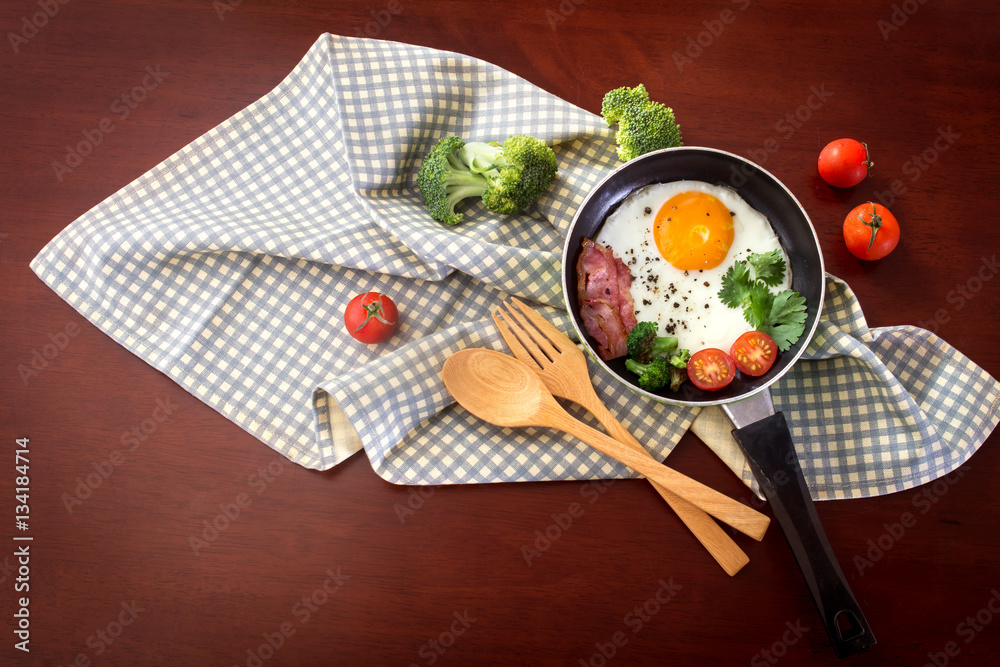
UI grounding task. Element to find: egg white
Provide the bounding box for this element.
[594,180,791,354]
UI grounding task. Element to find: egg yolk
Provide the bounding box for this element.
[653,191,735,270]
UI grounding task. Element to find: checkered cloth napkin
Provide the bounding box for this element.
[31,34,999,500]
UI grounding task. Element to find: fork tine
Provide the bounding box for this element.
[498,304,556,366]
[501,301,562,363]
[509,297,573,354]
[492,309,545,370]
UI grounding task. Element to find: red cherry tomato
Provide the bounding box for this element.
[730,331,778,377]
[344,292,398,343]
[843,202,900,260]
[686,348,736,391]
[818,138,873,188]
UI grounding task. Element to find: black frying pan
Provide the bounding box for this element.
[561,147,875,658]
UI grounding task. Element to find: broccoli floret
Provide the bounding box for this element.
[601,84,647,124]
[416,136,490,225]
[601,84,683,162]
[625,321,691,391]
[669,348,691,369]
[416,135,557,225]
[625,354,689,392]
[478,136,558,215]
[626,321,679,364]
[668,365,687,391]
[625,356,674,391]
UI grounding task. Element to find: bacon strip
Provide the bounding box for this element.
[576,238,637,360]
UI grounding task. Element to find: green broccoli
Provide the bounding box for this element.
[601,84,683,162]
[624,321,691,391]
[415,136,488,225]
[667,365,687,392]
[416,134,557,225]
[625,356,674,391]
[626,321,679,364]
[600,84,647,124]
[669,348,691,369]
[625,354,689,392]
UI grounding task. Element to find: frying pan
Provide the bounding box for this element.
[561,147,875,658]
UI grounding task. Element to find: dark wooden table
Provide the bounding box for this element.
[3,1,999,665]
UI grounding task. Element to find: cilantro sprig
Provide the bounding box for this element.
[718,250,807,351]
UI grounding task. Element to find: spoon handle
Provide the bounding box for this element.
[582,396,750,575]
[542,403,770,541]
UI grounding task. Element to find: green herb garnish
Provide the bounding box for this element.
[746,249,787,287]
[718,251,807,351]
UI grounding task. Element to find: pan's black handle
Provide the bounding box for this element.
[732,412,876,658]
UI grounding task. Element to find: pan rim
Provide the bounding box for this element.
[561,145,826,407]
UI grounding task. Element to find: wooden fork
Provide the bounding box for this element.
[492,297,753,576]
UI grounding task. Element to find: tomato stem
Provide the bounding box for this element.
[861,202,883,253]
[353,294,396,333]
[861,141,875,174]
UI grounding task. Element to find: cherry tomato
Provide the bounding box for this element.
[730,331,778,376]
[843,202,900,260]
[818,138,873,188]
[686,348,736,391]
[344,292,398,343]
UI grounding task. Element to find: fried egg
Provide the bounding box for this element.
[594,180,790,353]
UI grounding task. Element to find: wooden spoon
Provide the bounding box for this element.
[442,348,770,541]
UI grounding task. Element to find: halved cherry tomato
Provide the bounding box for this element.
[344,292,398,344]
[730,331,778,376]
[843,202,900,260]
[686,348,736,391]
[818,138,873,188]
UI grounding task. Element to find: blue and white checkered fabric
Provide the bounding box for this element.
[31,34,999,499]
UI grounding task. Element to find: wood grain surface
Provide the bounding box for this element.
[2,1,999,665]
